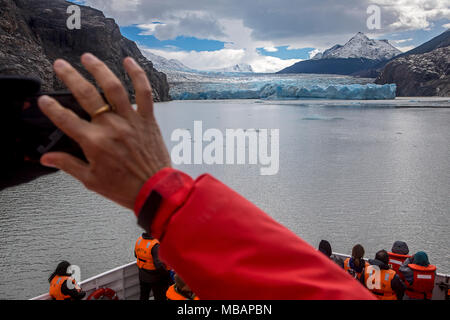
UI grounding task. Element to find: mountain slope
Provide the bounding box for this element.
[375,30,450,97]
[0,0,170,101]
[395,29,450,58]
[279,32,400,76]
[313,32,401,60]
[278,58,381,75]
[375,46,449,97]
[208,64,254,73]
[141,50,195,72]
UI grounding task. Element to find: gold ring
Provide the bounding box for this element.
[92,104,112,118]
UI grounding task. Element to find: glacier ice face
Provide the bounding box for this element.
[169,73,396,100]
[171,83,396,100]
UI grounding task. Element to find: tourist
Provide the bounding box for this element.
[388,240,411,276]
[363,250,406,300]
[318,240,344,268]
[135,233,172,300]
[166,273,198,300]
[343,244,368,281]
[399,251,436,300]
[48,261,85,300]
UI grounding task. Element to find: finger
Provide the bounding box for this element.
[38,95,91,144]
[53,59,106,117]
[81,53,134,118]
[41,152,89,183]
[123,57,154,120]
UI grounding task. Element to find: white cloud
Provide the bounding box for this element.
[142,47,301,73]
[372,0,450,31]
[250,56,303,73]
[392,38,414,43]
[308,48,322,59]
[396,45,416,52]
[263,46,278,52]
[137,23,164,35]
[142,48,246,71]
[443,22,450,28]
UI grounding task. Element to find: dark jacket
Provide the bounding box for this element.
[60,279,86,300]
[331,254,345,268]
[398,257,415,285]
[367,258,406,300]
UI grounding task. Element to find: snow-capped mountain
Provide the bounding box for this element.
[312,32,401,61]
[142,50,196,72]
[209,64,254,73]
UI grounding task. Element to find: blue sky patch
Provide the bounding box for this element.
[257,46,315,60]
[120,25,226,52]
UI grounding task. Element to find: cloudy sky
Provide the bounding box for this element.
[73,0,449,72]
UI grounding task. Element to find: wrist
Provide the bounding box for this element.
[134,168,194,240]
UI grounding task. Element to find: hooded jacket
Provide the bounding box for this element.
[367,258,406,299]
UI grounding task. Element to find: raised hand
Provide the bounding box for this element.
[38,53,171,210]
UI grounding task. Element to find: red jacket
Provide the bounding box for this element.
[134,168,375,300]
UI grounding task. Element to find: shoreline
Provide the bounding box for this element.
[160,97,450,108]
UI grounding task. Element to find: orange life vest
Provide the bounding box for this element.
[166,284,199,300]
[405,264,436,300]
[49,275,79,300]
[344,258,368,280]
[388,252,411,276]
[364,266,397,300]
[135,236,159,270]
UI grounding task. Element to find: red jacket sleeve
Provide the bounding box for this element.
[134,168,375,300]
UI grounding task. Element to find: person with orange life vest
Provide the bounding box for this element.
[399,251,436,300]
[388,241,411,278]
[135,232,172,300]
[48,261,85,300]
[344,244,369,282]
[166,273,199,300]
[363,250,406,300]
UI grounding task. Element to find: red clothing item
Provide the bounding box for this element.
[134,168,375,300]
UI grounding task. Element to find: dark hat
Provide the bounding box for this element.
[318,240,332,257]
[391,241,409,255]
[375,250,389,265]
[413,251,429,267]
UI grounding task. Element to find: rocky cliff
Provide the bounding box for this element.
[0,0,170,101]
[375,46,449,97]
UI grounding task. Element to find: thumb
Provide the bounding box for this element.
[41,152,89,183]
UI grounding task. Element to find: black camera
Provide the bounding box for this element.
[0,76,92,189]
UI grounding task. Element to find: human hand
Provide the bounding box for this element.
[38,53,171,210]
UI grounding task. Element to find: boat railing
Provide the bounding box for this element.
[31,254,450,300]
[31,261,140,300]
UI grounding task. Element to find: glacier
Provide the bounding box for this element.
[171,83,396,100]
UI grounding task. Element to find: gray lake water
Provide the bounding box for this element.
[1,100,449,299]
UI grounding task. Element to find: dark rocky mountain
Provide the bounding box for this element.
[375,46,449,97]
[375,30,449,96]
[0,0,170,101]
[277,57,382,75]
